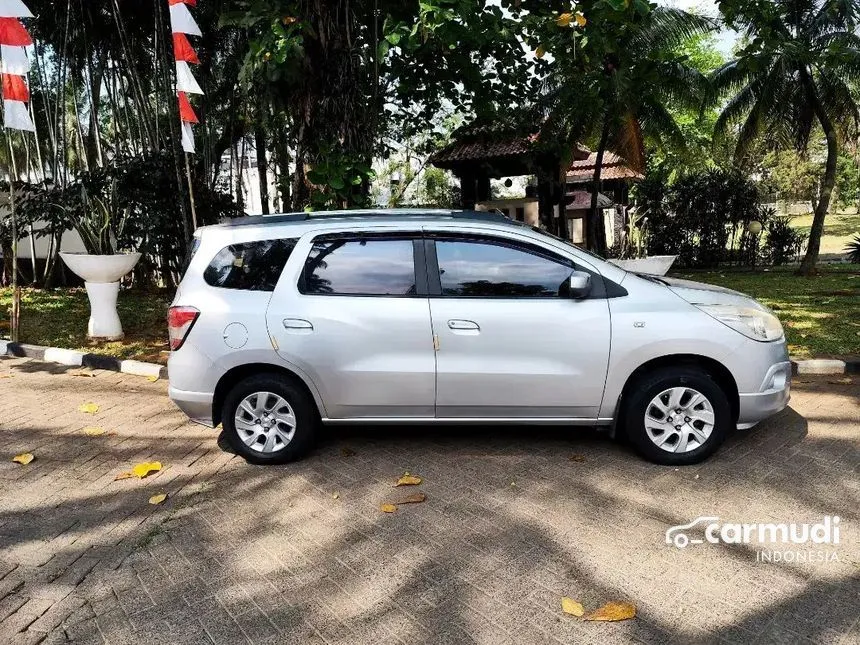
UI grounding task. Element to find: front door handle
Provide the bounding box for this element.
[447,319,480,331]
[283,318,313,331]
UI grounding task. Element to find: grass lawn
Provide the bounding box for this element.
[788,210,859,255]
[672,264,860,359]
[0,288,172,364]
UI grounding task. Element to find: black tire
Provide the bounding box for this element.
[623,366,731,466]
[222,373,317,465]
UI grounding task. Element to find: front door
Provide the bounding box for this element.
[427,234,611,419]
[267,232,436,420]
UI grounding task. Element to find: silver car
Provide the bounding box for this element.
[168,209,790,466]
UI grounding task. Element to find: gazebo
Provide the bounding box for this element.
[429,122,590,236]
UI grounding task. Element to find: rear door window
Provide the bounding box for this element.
[204,239,297,291]
[300,237,418,296]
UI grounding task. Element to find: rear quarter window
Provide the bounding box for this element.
[204,239,297,291]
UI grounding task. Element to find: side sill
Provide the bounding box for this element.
[322,417,614,426]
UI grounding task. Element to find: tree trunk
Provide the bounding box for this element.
[798,68,837,276]
[587,114,611,255]
[254,123,270,214]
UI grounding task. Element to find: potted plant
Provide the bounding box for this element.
[609,209,677,275]
[59,182,141,340]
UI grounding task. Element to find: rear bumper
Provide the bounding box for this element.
[169,386,215,427]
[737,361,791,428]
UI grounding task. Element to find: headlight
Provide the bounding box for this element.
[695,304,784,342]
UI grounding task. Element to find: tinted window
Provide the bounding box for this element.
[204,239,296,291]
[301,238,416,296]
[436,239,573,298]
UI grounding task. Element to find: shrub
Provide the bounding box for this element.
[846,234,860,263]
[764,217,807,265]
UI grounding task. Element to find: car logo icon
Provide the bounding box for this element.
[666,516,719,548]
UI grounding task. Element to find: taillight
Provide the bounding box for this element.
[167,306,200,351]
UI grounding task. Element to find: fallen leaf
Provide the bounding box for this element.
[12,453,34,465]
[146,375,159,383]
[395,474,422,487]
[0,373,14,379]
[149,493,167,505]
[583,601,636,622]
[561,597,584,617]
[393,492,426,505]
[380,503,397,513]
[569,454,586,462]
[72,371,96,378]
[83,427,106,436]
[78,402,99,414]
[341,447,356,457]
[116,461,162,480]
[332,492,340,500]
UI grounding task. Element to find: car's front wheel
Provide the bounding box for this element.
[624,366,731,465]
[222,374,317,464]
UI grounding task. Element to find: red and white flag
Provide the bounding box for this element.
[0,1,34,132]
[168,0,202,152]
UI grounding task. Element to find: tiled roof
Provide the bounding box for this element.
[566,151,644,182]
[565,190,614,210]
[429,122,590,165]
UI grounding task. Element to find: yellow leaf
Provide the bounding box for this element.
[535,45,546,59]
[395,474,422,487]
[146,375,159,383]
[394,492,426,505]
[583,601,636,622]
[575,12,587,27]
[380,503,398,513]
[0,373,15,379]
[73,371,96,378]
[12,452,34,465]
[78,402,99,414]
[561,597,584,617]
[569,454,586,462]
[131,461,162,479]
[149,493,167,505]
[83,427,106,436]
[556,12,572,27]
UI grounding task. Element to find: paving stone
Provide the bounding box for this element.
[0,357,857,644]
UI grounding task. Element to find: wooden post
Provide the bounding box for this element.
[5,132,20,342]
[184,152,198,230]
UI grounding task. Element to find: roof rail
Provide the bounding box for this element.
[218,209,513,228]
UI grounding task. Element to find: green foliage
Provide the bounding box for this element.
[305,153,376,210]
[846,235,860,262]
[640,167,769,268]
[764,217,808,265]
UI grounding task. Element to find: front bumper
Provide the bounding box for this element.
[169,385,215,427]
[737,360,792,428]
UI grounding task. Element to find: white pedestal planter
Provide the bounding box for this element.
[609,255,678,276]
[59,253,142,340]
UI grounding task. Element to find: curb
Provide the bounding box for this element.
[792,358,859,376]
[1,341,168,379]
[1,340,857,378]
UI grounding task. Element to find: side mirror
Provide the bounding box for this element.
[568,271,592,299]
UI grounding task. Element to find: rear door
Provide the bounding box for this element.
[266,231,436,420]
[426,231,611,420]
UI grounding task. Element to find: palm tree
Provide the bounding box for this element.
[709,0,860,275]
[538,6,715,253]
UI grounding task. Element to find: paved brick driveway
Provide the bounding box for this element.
[0,356,858,644]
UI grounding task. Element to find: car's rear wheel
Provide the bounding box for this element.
[222,374,317,464]
[624,366,731,465]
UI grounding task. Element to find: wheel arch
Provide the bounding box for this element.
[613,354,739,433]
[212,363,323,427]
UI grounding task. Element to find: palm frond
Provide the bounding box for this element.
[629,7,716,53]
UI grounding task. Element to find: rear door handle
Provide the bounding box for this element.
[447,319,480,331]
[283,318,313,331]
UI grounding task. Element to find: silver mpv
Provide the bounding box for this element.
[168,210,791,466]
